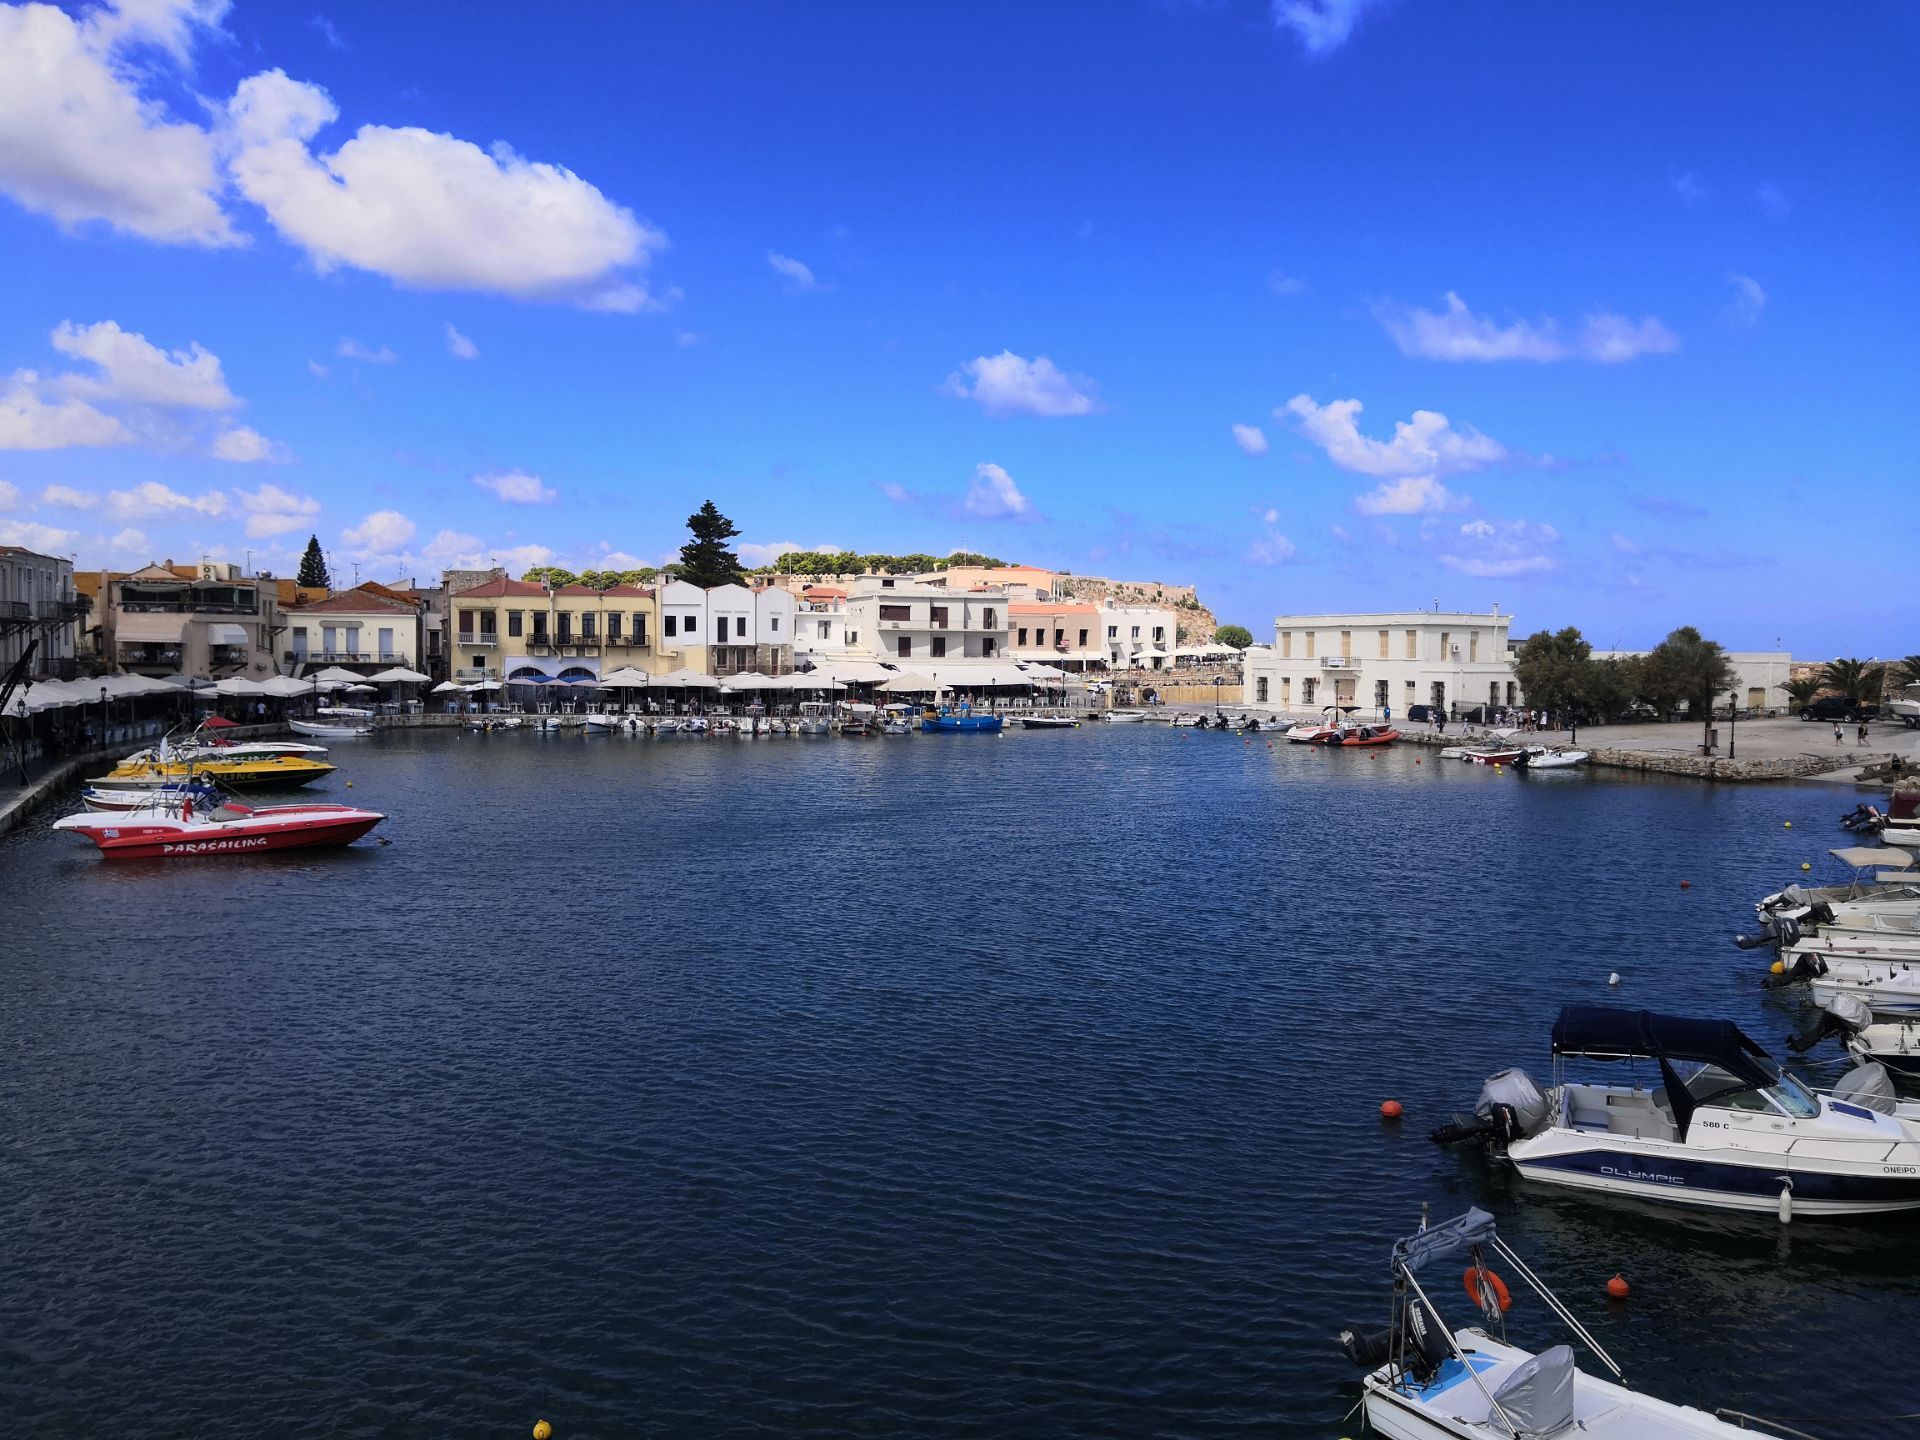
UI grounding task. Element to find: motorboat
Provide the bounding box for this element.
[881,703,915,735]
[53,797,385,859]
[1320,724,1400,747]
[1169,712,1203,727]
[1019,714,1080,729]
[795,701,832,735]
[463,715,523,731]
[1340,1205,1760,1439]
[921,704,1003,734]
[682,715,709,735]
[1514,747,1588,769]
[1770,950,1920,1017]
[102,750,335,789]
[1103,711,1148,723]
[1755,847,1920,923]
[1432,1005,1920,1217]
[1787,997,1920,1082]
[82,780,221,813]
[1462,746,1527,766]
[835,703,880,736]
[290,718,374,738]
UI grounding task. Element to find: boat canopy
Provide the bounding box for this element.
[1831,845,1914,871]
[1389,1206,1497,1274]
[1551,1007,1773,1085]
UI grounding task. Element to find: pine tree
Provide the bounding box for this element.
[297,534,331,588]
[676,501,746,589]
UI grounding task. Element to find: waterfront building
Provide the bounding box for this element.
[653,580,795,676]
[1243,609,1518,717]
[843,578,1008,663]
[285,585,427,675]
[1098,603,1178,671]
[450,576,656,684]
[1007,600,1104,671]
[1592,650,1795,714]
[103,562,284,679]
[0,545,84,679]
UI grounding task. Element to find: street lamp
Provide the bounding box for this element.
[1728,689,1738,760]
[99,684,109,746]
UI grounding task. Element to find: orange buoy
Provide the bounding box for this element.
[1464,1265,1512,1314]
[1380,1099,1403,1119]
[1606,1274,1629,1299]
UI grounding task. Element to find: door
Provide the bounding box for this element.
[378,627,394,659]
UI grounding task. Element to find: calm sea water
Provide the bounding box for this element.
[2,727,1912,1439]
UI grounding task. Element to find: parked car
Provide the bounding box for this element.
[1799,695,1879,722]
[1405,704,1440,723]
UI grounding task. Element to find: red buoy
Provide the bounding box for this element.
[1679,880,1691,890]
[1380,1099,1403,1119]
[1606,1274,1629,1299]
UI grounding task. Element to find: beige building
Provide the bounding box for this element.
[844,578,1007,664]
[449,578,657,683]
[105,562,284,679]
[286,585,427,675]
[1007,600,1103,670]
[1245,609,1519,717]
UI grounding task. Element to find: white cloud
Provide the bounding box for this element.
[1247,529,1297,565]
[211,424,288,463]
[420,528,486,567]
[1281,394,1505,479]
[1267,268,1306,296]
[108,525,149,551]
[1669,171,1709,206]
[1270,0,1383,56]
[942,351,1098,418]
[107,479,228,520]
[878,482,909,503]
[234,481,319,538]
[962,461,1031,520]
[1610,532,1642,555]
[1376,293,1680,363]
[0,371,131,449]
[0,0,238,247]
[1753,182,1791,218]
[597,549,649,569]
[336,337,397,364]
[1725,273,1766,328]
[307,359,330,378]
[42,483,99,510]
[227,69,667,311]
[343,508,415,555]
[52,319,236,408]
[673,329,702,348]
[766,251,826,292]
[0,518,80,552]
[0,479,18,508]
[444,323,478,359]
[472,469,556,505]
[1231,423,1269,455]
[1354,476,1467,516]
[1578,312,1682,363]
[497,542,554,573]
[1439,518,1560,578]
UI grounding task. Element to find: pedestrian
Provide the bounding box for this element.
[1857,721,1869,747]
[1834,723,1844,746]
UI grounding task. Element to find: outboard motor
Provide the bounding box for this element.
[1787,993,1873,1053]
[1763,951,1829,989]
[1831,1060,1900,1116]
[1432,1068,1548,1147]
[1340,1297,1452,1382]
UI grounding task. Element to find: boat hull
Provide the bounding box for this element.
[289,720,373,737]
[101,760,334,788]
[1508,1134,1920,1215]
[54,804,384,860]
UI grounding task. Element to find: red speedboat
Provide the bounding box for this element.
[1464,747,1526,765]
[52,798,385,859]
[1315,724,1400,747]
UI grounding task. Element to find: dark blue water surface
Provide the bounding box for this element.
[2,728,1913,1438]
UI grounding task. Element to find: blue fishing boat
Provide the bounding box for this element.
[921,703,1003,734]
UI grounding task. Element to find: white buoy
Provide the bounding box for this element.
[1608,972,1620,986]
[1778,1184,1793,1224]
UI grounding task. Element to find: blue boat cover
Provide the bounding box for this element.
[1550,1007,1772,1087]
[1391,1207,1497,1274]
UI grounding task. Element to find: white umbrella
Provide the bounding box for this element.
[652,667,718,688]
[260,676,314,697]
[216,677,269,696]
[470,679,503,692]
[877,672,937,693]
[343,683,378,694]
[307,666,363,684]
[598,667,652,688]
[431,680,468,693]
[369,666,430,684]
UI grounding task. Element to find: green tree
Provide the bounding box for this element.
[1643,626,1736,742]
[523,565,581,589]
[1513,626,1594,716]
[1780,676,1825,710]
[1584,656,1636,722]
[577,567,659,589]
[677,501,747,589]
[296,534,330,589]
[1821,657,1886,706]
[1893,655,1920,690]
[1213,624,1254,649]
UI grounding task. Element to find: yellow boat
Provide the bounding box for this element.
[102,752,336,789]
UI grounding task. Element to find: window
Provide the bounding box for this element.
[1152,627,1164,643]
[1055,629,1066,645]
[879,604,911,622]
[847,631,858,645]
[1378,629,1389,659]
[1280,630,1292,658]
[1405,629,1417,659]
[1375,679,1389,708]
[817,620,830,639]
[1107,624,1117,638]
[1305,631,1316,658]
[665,614,677,638]
[458,610,474,637]
[983,608,996,628]
[1017,628,1029,645]
[1131,625,1141,639]
[1507,682,1517,705]
[1256,677,1269,702]
[480,612,498,637]
[379,627,395,659]
[1281,677,1291,705]
[932,637,946,658]
[608,613,622,639]
[1440,631,1451,656]
[508,610,523,637]
[1470,631,1480,662]
[634,614,648,645]
[532,613,548,638]
[582,613,596,639]
[982,638,996,655]
[556,615,572,644]
[897,636,912,657]
[1303,677,1317,704]
[930,605,949,629]
[1406,680,1416,695]
[684,616,697,635]
[770,617,780,633]
[1340,629,1351,657]
[1078,629,1087,646]
[717,616,729,642]
[322,625,337,653]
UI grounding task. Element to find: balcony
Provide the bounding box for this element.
[118,643,182,666]
[120,600,259,615]
[455,633,499,648]
[1319,654,1360,670]
[39,599,91,621]
[1,601,28,620]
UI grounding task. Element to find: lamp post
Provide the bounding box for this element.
[99,684,109,747]
[1213,673,1223,718]
[1728,689,1738,760]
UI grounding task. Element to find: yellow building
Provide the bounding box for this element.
[447,578,657,682]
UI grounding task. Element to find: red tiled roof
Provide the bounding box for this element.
[598,584,653,598]
[289,585,417,614]
[452,576,547,598]
[803,585,848,599]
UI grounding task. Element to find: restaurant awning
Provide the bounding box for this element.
[115,613,186,642]
[877,672,937,692]
[206,623,250,646]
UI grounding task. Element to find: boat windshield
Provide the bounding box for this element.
[1682,1062,1819,1119]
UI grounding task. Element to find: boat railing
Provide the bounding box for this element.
[1713,1409,1831,1439]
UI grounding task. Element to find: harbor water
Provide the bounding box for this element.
[2,727,1912,1438]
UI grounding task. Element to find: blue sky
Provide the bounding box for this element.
[1,0,1914,653]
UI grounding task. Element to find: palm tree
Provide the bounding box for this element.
[1822,657,1886,706]
[1893,655,1920,690]
[1781,676,1824,710]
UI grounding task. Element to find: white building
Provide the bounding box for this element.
[1593,650,1794,715]
[1244,609,1519,718]
[1098,603,1178,670]
[0,544,82,678]
[843,578,1008,664]
[654,579,796,675]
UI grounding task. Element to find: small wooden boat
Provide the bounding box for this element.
[921,705,1003,733]
[1463,746,1526,766]
[53,798,385,858]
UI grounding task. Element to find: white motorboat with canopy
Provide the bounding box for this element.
[1432,1006,1920,1217]
[1341,1205,1764,1438]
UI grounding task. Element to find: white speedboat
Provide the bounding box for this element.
[1787,996,1920,1084]
[1514,747,1588,769]
[1433,1005,1920,1217]
[1103,711,1148,723]
[290,718,373,738]
[82,780,221,812]
[795,701,832,735]
[1020,714,1080,729]
[1341,1206,1761,1439]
